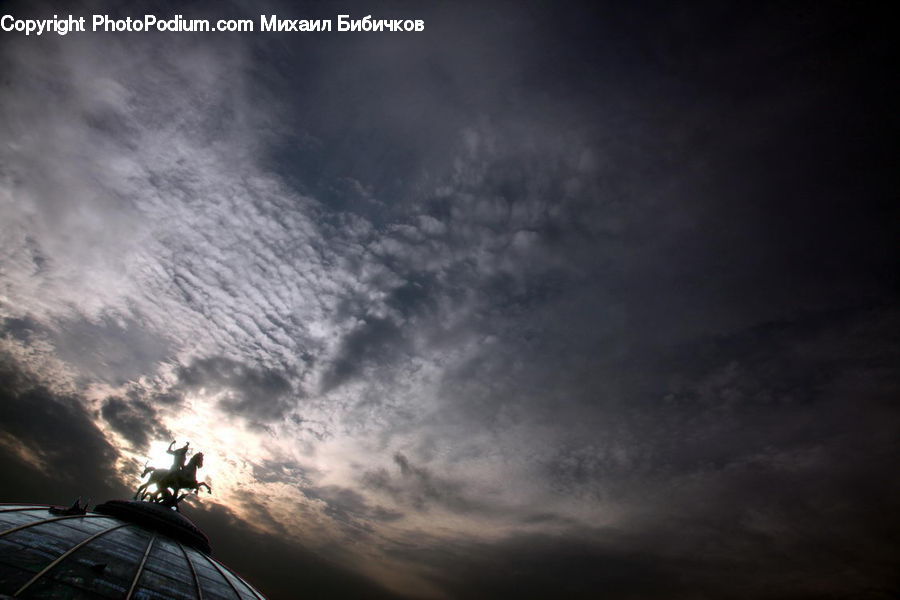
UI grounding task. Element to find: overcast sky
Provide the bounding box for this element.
[1,1,897,598]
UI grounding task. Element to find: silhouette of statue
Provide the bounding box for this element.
[156,490,192,512]
[167,440,190,471]
[135,450,212,509]
[49,497,89,515]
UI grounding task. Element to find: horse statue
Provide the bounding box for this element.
[134,451,212,509]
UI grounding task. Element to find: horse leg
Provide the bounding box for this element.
[134,483,148,501]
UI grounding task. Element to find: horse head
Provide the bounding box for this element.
[191,452,204,468]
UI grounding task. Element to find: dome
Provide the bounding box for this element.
[0,502,265,599]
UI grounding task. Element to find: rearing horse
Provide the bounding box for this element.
[135,452,211,503]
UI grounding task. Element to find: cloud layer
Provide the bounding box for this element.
[1,1,897,598]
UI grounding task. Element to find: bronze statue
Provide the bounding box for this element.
[135,445,212,510]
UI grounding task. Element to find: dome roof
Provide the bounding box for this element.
[0,502,265,599]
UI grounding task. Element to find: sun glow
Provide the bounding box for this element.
[144,439,180,471]
[128,395,271,508]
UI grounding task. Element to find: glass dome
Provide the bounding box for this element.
[0,501,265,599]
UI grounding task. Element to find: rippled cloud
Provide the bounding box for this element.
[1,1,897,598]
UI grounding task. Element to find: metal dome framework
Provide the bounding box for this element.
[0,504,265,599]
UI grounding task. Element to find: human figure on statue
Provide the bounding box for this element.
[167,440,190,471]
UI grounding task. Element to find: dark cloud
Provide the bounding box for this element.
[362,453,478,514]
[100,395,172,451]
[304,484,404,535]
[394,522,900,600]
[0,353,130,504]
[0,316,40,342]
[385,274,440,319]
[393,532,689,600]
[1,0,898,598]
[321,316,407,391]
[174,356,294,423]
[251,458,313,486]
[148,390,184,406]
[519,305,900,492]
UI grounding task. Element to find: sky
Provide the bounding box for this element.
[0,1,897,598]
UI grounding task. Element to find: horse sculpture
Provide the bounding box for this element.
[134,451,211,509]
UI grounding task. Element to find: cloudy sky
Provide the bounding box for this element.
[1,1,897,598]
